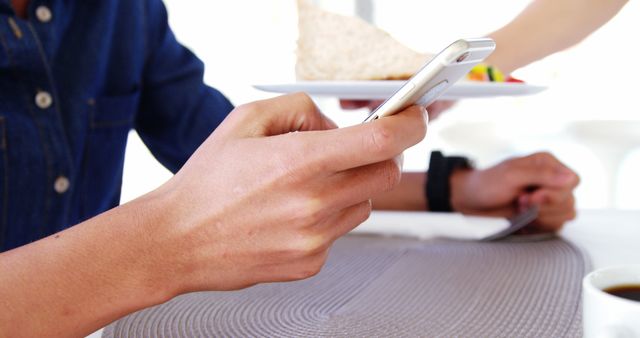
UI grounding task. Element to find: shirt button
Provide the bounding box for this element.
[35,91,53,109]
[35,6,52,23]
[54,176,70,194]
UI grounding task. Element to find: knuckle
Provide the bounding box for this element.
[291,92,316,110]
[299,146,330,175]
[339,201,373,233]
[298,195,328,225]
[356,200,373,223]
[291,260,324,280]
[279,138,326,177]
[273,146,306,181]
[288,234,324,259]
[361,199,373,215]
[368,124,395,156]
[533,152,555,167]
[236,101,260,115]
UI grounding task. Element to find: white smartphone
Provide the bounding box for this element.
[363,38,495,123]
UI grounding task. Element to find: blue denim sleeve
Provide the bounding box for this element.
[136,0,234,173]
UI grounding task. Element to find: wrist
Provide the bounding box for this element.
[117,186,188,305]
[484,34,517,76]
[141,184,200,299]
[426,151,474,212]
[449,168,474,213]
[143,178,235,296]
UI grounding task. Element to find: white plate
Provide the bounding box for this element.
[254,81,546,100]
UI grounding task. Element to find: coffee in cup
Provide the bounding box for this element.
[583,265,640,338]
[604,284,640,303]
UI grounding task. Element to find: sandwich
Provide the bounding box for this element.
[296,0,431,81]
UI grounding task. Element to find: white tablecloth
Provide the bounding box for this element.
[559,209,640,269]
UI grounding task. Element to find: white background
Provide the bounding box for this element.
[121,0,640,210]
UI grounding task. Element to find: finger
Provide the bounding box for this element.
[520,188,576,213]
[538,204,576,225]
[531,209,576,232]
[319,200,372,242]
[259,249,330,283]
[233,92,337,137]
[538,194,576,219]
[522,193,576,232]
[502,152,579,190]
[527,188,574,208]
[299,105,427,173]
[320,159,402,211]
[254,200,371,284]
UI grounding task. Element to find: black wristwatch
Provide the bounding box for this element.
[426,151,474,212]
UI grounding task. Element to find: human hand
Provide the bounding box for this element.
[340,99,456,121]
[449,152,579,231]
[154,93,427,293]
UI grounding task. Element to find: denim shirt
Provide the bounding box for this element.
[0,0,234,251]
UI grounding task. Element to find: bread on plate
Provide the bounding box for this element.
[296,0,431,81]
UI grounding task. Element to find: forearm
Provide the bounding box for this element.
[0,190,176,338]
[373,169,474,212]
[485,0,628,74]
[373,172,427,211]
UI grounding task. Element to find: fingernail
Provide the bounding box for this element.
[394,153,405,172]
[422,106,430,124]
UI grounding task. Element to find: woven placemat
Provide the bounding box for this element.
[104,234,589,337]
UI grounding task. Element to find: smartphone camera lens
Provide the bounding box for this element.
[456,52,469,63]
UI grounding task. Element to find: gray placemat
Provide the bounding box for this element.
[104,234,589,337]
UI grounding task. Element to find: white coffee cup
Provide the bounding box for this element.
[583,265,640,338]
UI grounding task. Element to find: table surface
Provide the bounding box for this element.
[86,209,639,338]
[559,209,640,270]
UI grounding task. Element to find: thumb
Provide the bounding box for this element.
[225,93,337,138]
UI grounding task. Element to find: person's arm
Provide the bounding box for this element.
[0,94,427,338]
[485,0,629,74]
[135,0,234,173]
[373,152,579,231]
[371,172,427,211]
[0,192,177,337]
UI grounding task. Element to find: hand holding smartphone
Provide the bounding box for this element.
[363,38,495,123]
